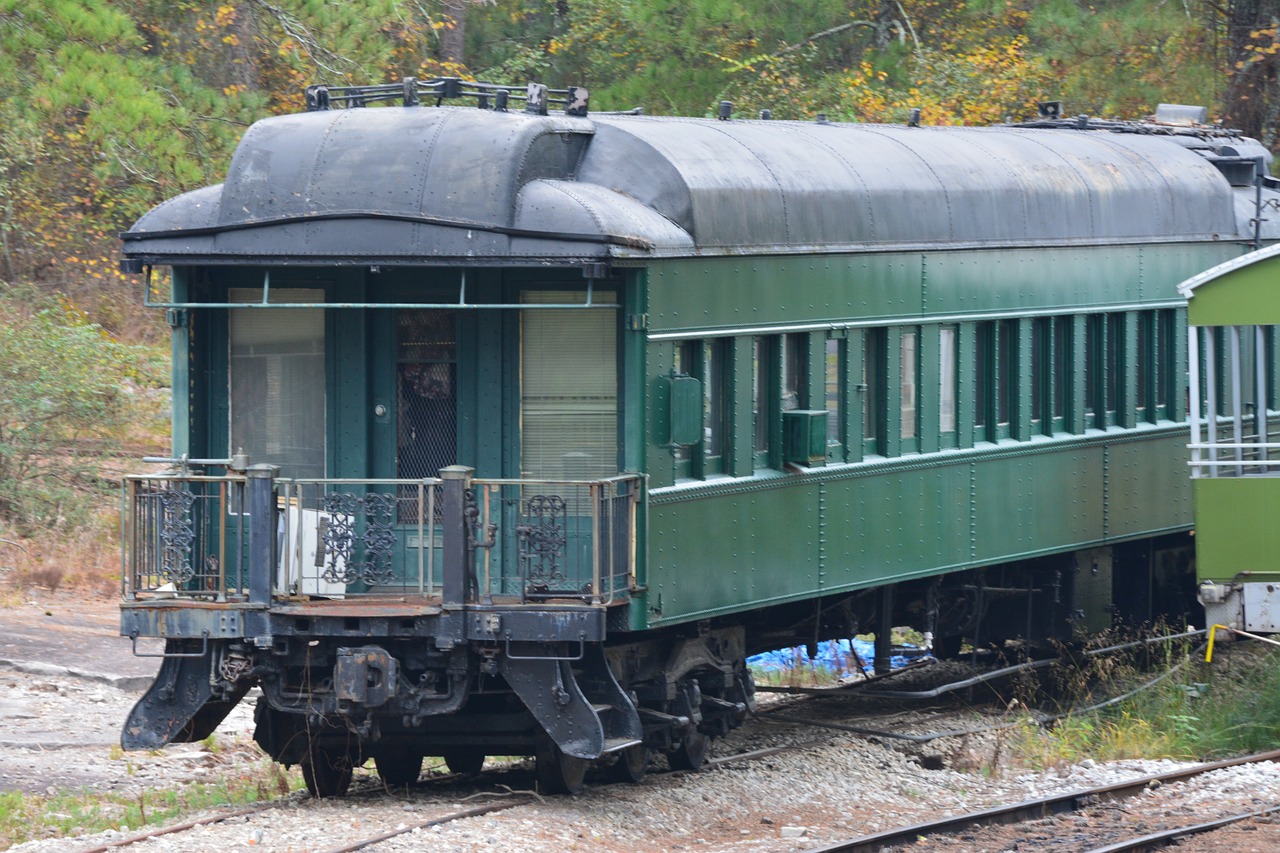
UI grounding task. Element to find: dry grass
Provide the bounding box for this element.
[2,506,123,602]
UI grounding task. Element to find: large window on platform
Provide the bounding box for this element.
[228,288,325,479]
[521,292,618,480]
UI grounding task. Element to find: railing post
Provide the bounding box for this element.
[247,464,278,605]
[440,465,474,608]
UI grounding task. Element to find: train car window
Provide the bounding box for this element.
[996,319,1015,438]
[1137,312,1153,423]
[1084,314,1101,429]
[1265,326,1277,414]
[939,325,958,443]
[397,310,458,486]
[703,339,726,474]
[1106,313,1123,426]
[1030,318,1047,433]
[825,336,845,460]
[974,322,993,438]
[753,336,774,467]
[782,334,805,411]
[673,341,696,472]
[900,328,919,443]
[521,291,618,480]
[863,329,885,455]
[1155,308,1173,420]
[228,287,326,479]
[1052,315,1071,432]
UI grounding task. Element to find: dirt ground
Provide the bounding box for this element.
[0,589,259,797]
[1,591,157,683]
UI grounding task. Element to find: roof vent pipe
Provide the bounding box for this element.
[718,100,732,120]
[760,109,772,120]
[908,108,921,127]
[526,83,549,115]
[816,113,830,125]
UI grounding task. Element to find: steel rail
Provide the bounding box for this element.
[1082,802,1280,852]
[303,741,834,853]
[75,801,286,853]
[798,748,1280,853]
[314,797,535,853]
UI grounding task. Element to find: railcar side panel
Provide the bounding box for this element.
[644,435,1193,625]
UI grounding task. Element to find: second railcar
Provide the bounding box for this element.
[117,82,1280,794]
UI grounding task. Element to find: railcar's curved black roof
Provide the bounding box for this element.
[121,105,1261,266]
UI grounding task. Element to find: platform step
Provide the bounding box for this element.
[601,737,643,754]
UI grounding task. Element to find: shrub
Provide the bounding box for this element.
[0,286,163,535]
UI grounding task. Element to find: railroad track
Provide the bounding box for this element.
[801,748,1280,853]
[59,648,1254,853]
[65,737,834,853]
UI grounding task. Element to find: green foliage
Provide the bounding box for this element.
[1018,643,1280,767]
[0,757,298,848]
[1023,0,1220,118]
[0,286,161,534]
[0,0,1268,340]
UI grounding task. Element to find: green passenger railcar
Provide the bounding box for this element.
[116,83,1280,794]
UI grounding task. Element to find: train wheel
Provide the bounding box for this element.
[535,736,589,794]
[302,748,354,798]
[374,751,423,787]
[667,731,708,771]
[606,744,648,784]
[442,748,485,775]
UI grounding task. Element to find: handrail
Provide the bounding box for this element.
[123,472,642,605]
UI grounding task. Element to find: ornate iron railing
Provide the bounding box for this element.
[122,475,249,597]
[122,471,640,606]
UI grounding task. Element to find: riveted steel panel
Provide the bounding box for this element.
[971,448,1102,562]
[648,481,821,622]
[646,429,1190,626]
[1106,433,1193,537]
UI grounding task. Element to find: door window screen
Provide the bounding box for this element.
[397,310,457,480]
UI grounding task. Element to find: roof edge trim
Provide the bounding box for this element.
[120,209,656,251]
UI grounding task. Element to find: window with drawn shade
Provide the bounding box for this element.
[228,288,325,479]
[703,339,725,472]
[939,326,957,438]
[900,329,918,441]
[753,336,772,466]
[521,291,618,479]
[674,341,696,465]
[1030,319,1046,429]
[825,337,844,454]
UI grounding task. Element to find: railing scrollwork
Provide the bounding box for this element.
[320,491,398,587]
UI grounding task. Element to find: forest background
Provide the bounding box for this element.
[1,0,1279,583]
